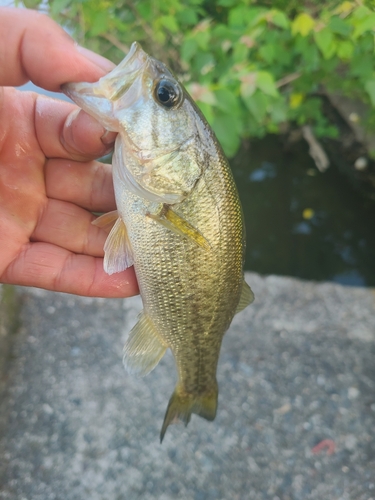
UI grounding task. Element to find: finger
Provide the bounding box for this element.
[0,7,115,91]
[1,242,139,298]
[45,159,116,212]
[31,199,108,256]
[0,87,115,162]
[34,94,116,161]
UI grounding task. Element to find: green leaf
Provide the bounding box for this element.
[259,44,276,63]
[328,16,351,36]
[181,38,198,62]
[294,35,320,68]
[212,23,236,41]
[242,90,268,123]
[196,102,214,125]
[214,88,240,115]
[337,40,354,60]
[364,79,375,106]
[350,54,374,79]
[176,8,198,26]
[270,9,290,29]
[186,83,216,106]
[352,12,375,39]
[212,113,241,158]
[218,0,237,6]
[193,52,215,75]
[89,11,110,36]
[159,15,179,33]
[314,28,337,59]
[291,13,315,37]
[334,1,356,16]
[228,5,250,27]
[136,3,153,22]
[232,42,250,64]
[245,7,268,28]
[240,73,257,100]
[194,30,211,51]
[50,0,71,15]
[269,99,288,124]
[351,5,372,20]
[357,32,375,52]
[23,0,43,7]
[45,0,375,148]
[256,72,279,97]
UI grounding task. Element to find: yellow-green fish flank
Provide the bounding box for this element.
[63,42,254,442]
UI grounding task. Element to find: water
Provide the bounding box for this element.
[231,135,375,287]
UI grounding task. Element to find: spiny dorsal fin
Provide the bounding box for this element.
[235,280,255,314]
[103,217,134,275]
[123,312,167,378]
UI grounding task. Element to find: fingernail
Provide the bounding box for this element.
[76,45,116,73]
[101,130,117,146]
[62,109,113,158]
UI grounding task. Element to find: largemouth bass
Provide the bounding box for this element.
[63,42,254,442]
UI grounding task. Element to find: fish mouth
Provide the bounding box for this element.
[61,42,149,126]
[94,41,148,101]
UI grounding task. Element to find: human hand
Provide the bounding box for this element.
[0,7,139,297]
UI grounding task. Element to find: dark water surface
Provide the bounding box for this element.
[232,136,375,287]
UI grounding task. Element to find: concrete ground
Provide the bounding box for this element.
[0,272,375,500]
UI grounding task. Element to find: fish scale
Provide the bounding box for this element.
[62,41,254,441]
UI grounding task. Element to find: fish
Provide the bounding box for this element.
[62,42,254,442]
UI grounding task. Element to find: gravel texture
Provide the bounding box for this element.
[0,285,20,384]
[1,272,375,500]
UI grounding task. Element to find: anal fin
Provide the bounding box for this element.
[103,217,134,275]
[235,280,255,314]
[123,312,167,377]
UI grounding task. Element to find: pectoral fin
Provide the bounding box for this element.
[123,312,167,377]
[92,210,119,228]
[147,205,211,251]
[235,280,255,314]
[103,217,134,275]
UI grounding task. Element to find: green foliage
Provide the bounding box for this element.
[27,0,375,157]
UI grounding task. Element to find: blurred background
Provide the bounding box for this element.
[12,0,375,286]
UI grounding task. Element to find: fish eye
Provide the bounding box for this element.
[154,79,182,109]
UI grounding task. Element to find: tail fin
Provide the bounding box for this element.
[160,385,218,443]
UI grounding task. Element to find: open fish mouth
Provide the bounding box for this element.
[61,42,149,121]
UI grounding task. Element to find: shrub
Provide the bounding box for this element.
[23,0,375,157]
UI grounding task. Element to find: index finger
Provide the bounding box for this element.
[0,7,115,91]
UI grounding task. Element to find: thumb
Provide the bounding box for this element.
[0,7,115,91]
